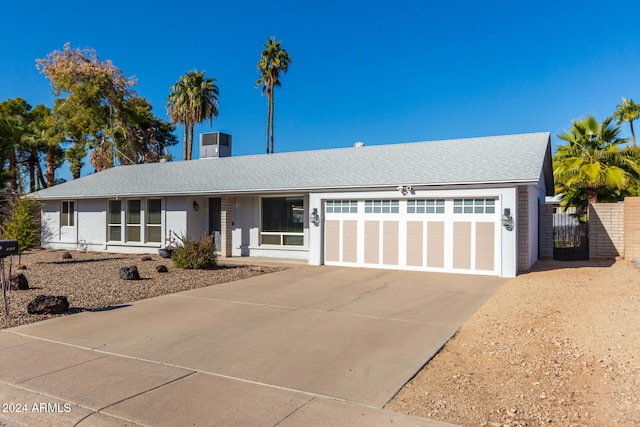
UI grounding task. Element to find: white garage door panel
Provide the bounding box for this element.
[324,198,500,275]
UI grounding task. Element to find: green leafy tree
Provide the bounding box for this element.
[0,98,31,191]
[37,43,177,176]
[0,194,40,264]
[21,104,57,192]
[554,115,640,216]
[256,37,292,154]
[167,70,219,160]
[612,97,640,147]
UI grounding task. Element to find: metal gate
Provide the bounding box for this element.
[553,212,589,260]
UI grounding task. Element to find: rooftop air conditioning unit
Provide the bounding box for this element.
[199,132,232,159]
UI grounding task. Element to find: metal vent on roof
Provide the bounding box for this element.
[199,132,232,159]
[354,141,365,148]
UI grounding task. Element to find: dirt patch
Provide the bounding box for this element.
[386,259,640,426]
[0,249,285,330]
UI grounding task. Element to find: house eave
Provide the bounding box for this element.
[30,179,542,200]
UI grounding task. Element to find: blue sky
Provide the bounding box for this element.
[2,1,640,181]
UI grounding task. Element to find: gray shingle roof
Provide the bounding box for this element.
[31,132,552,199]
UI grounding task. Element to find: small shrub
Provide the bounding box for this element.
[172,234,217,270]
[0,193,41,264]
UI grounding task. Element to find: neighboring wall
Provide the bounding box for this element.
[589,203,625,259]
[623,197,640,259]
[588,197,640,259]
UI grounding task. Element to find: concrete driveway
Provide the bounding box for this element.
[0,265,504,426]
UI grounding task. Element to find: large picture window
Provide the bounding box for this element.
[61,201,75,227]
[261,196,304,246]
[108,200,122,241]
[126,200,141,242]
[146,199,162,243]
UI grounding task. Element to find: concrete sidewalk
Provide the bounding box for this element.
[0,266,504,426]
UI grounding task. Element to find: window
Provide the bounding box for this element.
[61,201,75,226]
[126,200,141,242]
[325,200,358,213]
[108,200,122,241]
[407,199,445,214]
[364,200,399,214]
[453,198,496,214]
[261,197,304,246]
[146,199,162,243]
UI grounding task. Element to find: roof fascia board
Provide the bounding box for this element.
[31,180,541,200]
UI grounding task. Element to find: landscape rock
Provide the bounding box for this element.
[156,265,168,273]
[119,265,141,280]
[141,256,153,261]
[27,295,69,315]
[10,273,29,290]
[62,252,72,260]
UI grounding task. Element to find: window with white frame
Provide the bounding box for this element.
[261,196,304,246]
[126,200,141,242]
[146,199,162,243]
[364,200,399,213]
[107,200,122,241]
[407,199,445,214]
[453,198,496,214]
[325,200,358,213]
[61,201,75,226]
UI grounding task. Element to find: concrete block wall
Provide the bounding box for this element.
[589,203,625,259]
[220,196,234,257]
[624,197,640,259]
[517,187,529,272]
[539,204,554,260]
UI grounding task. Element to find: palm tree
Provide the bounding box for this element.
[255,69,273,154]
[167,75,189,161]
[554,115,640,214]
[167,70,219,160]
[613,97,640,147]
[256,37,292,154]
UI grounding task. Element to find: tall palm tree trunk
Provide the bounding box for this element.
[35,161,46,190]
[46,144,56,187]
[9,151,18,192]
[630,121,636,148]
[265,93,272,154]
[270,90,275,154]
[183,123,189,160]
[188,122,196,160]
[28,151,37,193]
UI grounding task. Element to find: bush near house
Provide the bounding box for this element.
[0,193,40,264]
[172,234,217,270]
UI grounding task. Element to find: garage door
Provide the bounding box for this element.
[324,198,500,275]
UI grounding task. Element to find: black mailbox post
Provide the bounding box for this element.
[0,240,18,258]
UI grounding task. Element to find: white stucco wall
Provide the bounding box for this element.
[232,195,310,259]
[76,199,106,250]
[41,196,190,254]
[232,196,254,256]
[186,196,208,240]
[40,201,61,247]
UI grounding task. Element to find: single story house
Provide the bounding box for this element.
[31,132,553,277]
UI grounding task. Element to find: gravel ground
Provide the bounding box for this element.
[386,259,640,426]
[0,249,285,330]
